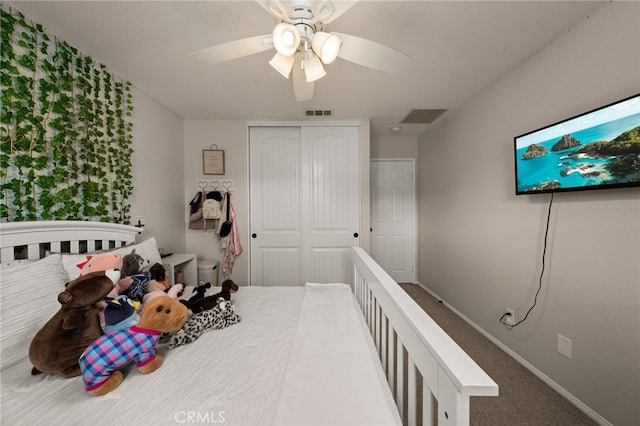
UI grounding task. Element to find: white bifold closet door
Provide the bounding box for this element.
[249,126,360,286]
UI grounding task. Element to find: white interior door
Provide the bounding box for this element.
[301,126,360,284]
[370,159,416,283]
[250,126,360,286]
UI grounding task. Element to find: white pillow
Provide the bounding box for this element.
[0,254,68,370]
[60,254,93,281]
[61,237,162,281]
[0,259,34,270]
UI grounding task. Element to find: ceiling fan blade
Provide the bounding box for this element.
[189,34,273,64]
[321,0,359,24]
[255,0,291,21]
[292,61,314,102]
[333,32,410,73]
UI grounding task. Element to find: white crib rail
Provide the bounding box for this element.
[352,247,498,426]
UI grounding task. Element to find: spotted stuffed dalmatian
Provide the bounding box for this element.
[168,298,240,348]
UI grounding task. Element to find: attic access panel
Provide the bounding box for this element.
[401,109,447,124]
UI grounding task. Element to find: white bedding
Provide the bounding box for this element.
[1,284,401,426]
[274,284,400,426]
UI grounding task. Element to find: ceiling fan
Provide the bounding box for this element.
[189,0,410,102]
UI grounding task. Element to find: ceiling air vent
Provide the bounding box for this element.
[305,109,333,117]
[400,109,447,124]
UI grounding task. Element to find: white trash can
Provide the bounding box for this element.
[197,260,218,286]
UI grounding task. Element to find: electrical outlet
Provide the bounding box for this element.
[557,334,572,359]
[504,308,515,326]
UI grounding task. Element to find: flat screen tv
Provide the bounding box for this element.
[514,94,640,195]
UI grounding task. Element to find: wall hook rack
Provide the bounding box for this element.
[196,179,234,192]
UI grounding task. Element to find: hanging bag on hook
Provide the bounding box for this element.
[219,192,232,238]
[202,191,222,220]
[189,191,204,222]
[188,190,218,230]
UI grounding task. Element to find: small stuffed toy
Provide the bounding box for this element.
[188,282,212,303]
[80,295,188,396]
[149,262,170,290]
[121,249,152,302]
[103,295,140,333]
[78,252,134,298]
[168,297,241,349]
[124,274,151,302]
[146,279,166,293]
[211,279,238,301]
[29,269,120,378]
[143,283,184,306]
[79,252,123,277]
[180,279,238,314]
[121,249,147,276]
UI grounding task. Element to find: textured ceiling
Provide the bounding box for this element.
[6,0,606,137]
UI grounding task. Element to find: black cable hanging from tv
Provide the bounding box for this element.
[502,192,554,328]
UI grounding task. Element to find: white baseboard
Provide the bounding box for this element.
[413,281,611,426]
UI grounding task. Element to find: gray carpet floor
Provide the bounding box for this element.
[399,283,598,426]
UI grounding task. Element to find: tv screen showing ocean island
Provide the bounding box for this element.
[515,94,640,195]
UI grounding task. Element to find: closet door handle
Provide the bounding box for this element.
[252,233,257,238]
[353,232,359,238]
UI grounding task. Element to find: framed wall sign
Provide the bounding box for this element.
[203,146,225,175]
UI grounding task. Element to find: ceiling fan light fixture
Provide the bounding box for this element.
[304,53,326,83]
[273,23,300,57]
[311,31,341,64]
[269,52,295,78]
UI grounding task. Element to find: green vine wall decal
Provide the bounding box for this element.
[0,5,134,223]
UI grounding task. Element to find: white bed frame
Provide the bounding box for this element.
[353,247,498,426]
[0,220,140,262]
[0,221,498,425]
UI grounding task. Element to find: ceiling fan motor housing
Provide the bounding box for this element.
[267,0,336,25]
[270,0,342,68]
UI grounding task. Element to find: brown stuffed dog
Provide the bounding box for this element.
[79,295,188,396]
[28,269,120,377]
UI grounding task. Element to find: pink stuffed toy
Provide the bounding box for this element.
[79,252,134,298]
[79,252,123,276]
[78,252,135,330]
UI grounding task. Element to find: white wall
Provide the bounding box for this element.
[417,3,639,425]
[183,120,250,286]
[129,87,186,252]
[371,135,418,159]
